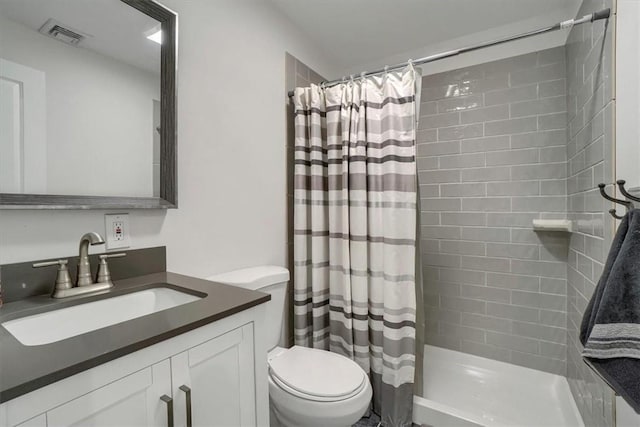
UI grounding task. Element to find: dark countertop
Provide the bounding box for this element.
[0,272,270,403]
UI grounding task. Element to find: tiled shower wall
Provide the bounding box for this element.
[565,0,616,425]
[419,47,571,375]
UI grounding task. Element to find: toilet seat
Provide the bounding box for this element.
[268,346,367,402]
[269,371,368,403]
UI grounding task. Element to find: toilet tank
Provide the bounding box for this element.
[207,266,289,350]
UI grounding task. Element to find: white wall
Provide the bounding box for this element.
[616,0,640,192]
[0,16,160,197]
[342,11,579,78]
[0,0,338,280]
[614,5,640,424]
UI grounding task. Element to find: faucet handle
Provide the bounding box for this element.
[33,259,73,292]
[99,253,127,260]
[33,259,68,268]
[96,253,126,285]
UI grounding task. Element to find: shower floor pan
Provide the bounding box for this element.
[413,345,584,427]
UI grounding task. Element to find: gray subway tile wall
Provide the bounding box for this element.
[565,0,616,425]
[418,46,570,376]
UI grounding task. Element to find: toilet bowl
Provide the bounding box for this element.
[267,346,373,427]
[208,266,372,427]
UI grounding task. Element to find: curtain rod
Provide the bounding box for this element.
[287,8,610,98]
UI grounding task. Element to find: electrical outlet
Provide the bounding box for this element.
[105,214,131,250]
[113,221,124,240]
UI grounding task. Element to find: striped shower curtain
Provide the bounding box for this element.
[293,66,420,427]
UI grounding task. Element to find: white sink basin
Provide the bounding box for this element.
[2,287,201,346]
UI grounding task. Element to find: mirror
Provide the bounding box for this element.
[0,0,177,209]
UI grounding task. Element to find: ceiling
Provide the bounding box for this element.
[0,0,160,74]
[270,0,583,72]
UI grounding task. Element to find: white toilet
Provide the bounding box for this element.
[208,266,372,427]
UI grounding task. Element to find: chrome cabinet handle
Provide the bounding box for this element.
[179,385,192,427]
[160,394,174,427]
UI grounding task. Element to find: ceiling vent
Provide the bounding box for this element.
[38,19,88,47]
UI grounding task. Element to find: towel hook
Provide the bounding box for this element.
[598,183,632,208]
[616,180,640,203]
[598,183,632,219]
[609,209,625,220]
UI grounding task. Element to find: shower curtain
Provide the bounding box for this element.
[292,65,421,427]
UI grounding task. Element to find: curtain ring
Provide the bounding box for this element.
[360,71,366,81]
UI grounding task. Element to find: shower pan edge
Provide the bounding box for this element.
[412,344,584,427]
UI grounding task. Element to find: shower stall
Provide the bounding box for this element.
[412,1,616,425]
[286,0,623,425]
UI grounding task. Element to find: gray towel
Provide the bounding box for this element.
[580,209,640,413]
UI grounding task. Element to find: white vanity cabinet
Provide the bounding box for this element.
[0,305,268,427]
[171,325,256,427]
[47,360,172,427]
[14,415,46,427]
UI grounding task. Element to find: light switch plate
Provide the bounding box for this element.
[104,213,131,250]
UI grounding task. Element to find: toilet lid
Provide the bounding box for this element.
[269,346,366,400]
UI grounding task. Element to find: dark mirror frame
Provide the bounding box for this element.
[0,0,178,210]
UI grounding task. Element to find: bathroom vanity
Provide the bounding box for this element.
[0,256,271,427]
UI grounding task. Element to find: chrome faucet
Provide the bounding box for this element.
[33,233,126,299]
[77,232,105,286]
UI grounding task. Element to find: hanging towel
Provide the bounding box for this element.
[580,209,640,413]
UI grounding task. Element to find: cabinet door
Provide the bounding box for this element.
[14,414,46,427]
[46,360,172,427]
[171,323,256,427]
